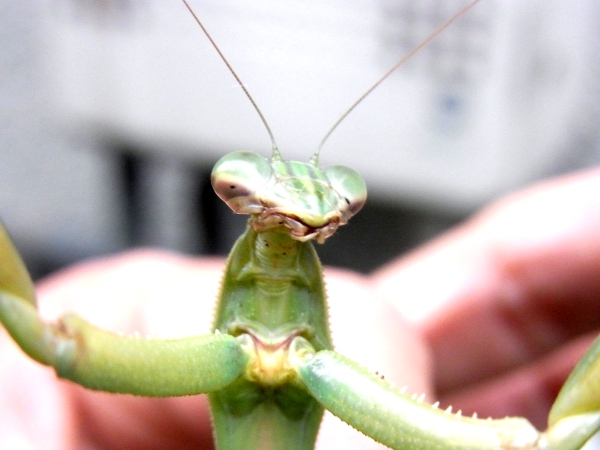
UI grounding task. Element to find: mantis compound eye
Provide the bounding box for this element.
[211,151,273,213]
[323,165,367,217]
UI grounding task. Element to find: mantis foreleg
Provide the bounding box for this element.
[0,223,247,396]
[297,350,540,449]
[296,345,600,450]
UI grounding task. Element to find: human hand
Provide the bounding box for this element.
[0,252,414,450]
[1,168,599,449]
[374,167,600,429]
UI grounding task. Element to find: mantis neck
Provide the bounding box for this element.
[209,224,331,450]
[212,224,332,352]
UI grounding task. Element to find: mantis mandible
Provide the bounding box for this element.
[1,0,600,449]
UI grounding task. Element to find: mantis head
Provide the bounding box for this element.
[211,151,367,243]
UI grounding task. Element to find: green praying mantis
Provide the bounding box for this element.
[1,0,600,449]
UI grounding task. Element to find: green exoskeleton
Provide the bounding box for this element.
[1,0,600,449]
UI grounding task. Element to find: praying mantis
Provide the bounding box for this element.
[1,0,600,449]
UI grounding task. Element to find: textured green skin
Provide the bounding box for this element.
[549,335,600,425]
[299,351,541,450]
[209,226,331,450]
[2,210,600,450]
[2,0,598,447]
[0,223,248,397]
[1,0,600,445]
[1,153,600,449]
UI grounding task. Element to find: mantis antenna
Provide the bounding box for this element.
[313,0,482,164]
[181,0,282,160]
[182,0,481,165]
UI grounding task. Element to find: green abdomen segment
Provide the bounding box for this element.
[213,226,332,352]
[209,380,323,450]
[209,226,333,449]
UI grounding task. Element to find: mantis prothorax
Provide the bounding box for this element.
[1,1,600,449]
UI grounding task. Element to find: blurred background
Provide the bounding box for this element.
[2,2,600,447]
[1,0,599,280]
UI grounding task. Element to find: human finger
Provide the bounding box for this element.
[372,169,600,424]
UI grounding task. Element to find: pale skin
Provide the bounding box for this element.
[1,168,599,450]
